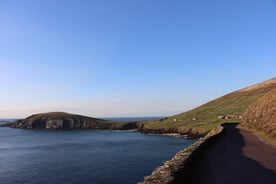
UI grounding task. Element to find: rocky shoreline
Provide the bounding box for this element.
[0,112,206,139]
[1,121,206,139]
[137,124,206,139]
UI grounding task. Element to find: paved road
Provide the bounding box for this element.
[184,124,276,184]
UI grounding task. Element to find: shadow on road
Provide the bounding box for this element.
[176,123,276,184]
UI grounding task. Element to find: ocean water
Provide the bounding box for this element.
[0,118,195,184]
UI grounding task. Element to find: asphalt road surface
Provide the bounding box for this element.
[184,124,276,184]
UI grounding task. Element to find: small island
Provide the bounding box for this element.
[1,112,138,130]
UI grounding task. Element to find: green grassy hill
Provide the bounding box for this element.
[139,78,276,137]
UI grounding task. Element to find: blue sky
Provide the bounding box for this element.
[0,0,275,118]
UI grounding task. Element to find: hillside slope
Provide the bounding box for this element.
[139,78,276,137]
[2,112,137,130]
[239,86,276,145]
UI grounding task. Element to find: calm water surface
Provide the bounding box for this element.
[0,120,195,184]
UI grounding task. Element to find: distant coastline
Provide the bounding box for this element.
[0,117,162,123]
[0,119,19,125]
[103,116,163,122]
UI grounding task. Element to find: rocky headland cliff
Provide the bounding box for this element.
[1,112,138,130]
[239,86,276,145]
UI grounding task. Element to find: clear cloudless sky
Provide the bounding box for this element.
[0,0,275,118]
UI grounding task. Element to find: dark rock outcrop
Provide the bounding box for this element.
[1,112,138,130]
[239,86,276,144]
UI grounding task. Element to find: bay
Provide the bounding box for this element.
[0,118,195,184]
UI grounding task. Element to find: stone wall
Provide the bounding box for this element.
[138,125,224,184]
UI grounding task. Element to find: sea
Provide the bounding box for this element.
[0,118,196,184]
